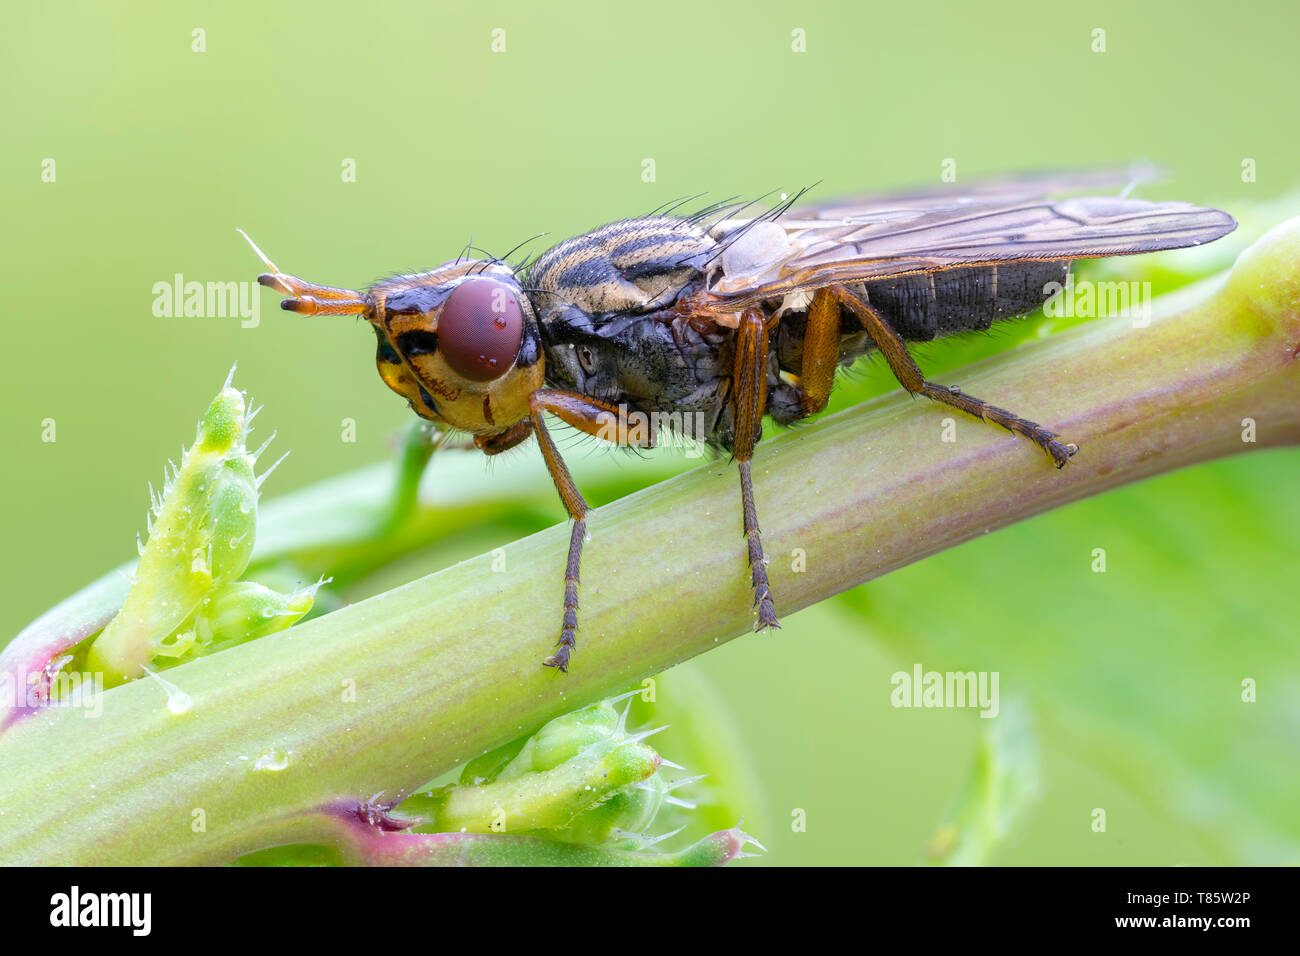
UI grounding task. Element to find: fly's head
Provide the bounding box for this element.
[368,262,544,436]
[243,230,545,439]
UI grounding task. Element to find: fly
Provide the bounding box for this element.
[242,169,1236,672]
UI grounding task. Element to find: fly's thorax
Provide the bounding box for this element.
[369,261,544,436]
[529,216,717,318]
[537,304,627,405]
[531,215,721,405]
[541,297,731,438]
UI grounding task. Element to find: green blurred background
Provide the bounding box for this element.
[3,0,1298,864]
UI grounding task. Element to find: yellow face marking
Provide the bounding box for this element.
[367,262,545,437]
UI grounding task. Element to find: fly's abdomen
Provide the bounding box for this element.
[862,261,1070,341]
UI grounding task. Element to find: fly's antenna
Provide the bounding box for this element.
[237,228,291,294]
[237,228,371,317]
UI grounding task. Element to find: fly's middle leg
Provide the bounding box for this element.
[831,285,1079,468]
[732,307,781,630]
[788,286,842,415]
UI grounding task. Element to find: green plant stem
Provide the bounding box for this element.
[0,220,1297,865]
[0,442,689,729]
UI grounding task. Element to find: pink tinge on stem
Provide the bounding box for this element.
[0,572,126,732]
[313,800,760,866]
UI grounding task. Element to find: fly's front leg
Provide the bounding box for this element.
[732,308,781,631]
[831,285,1078,468]
[528,389,654,672]
[475,420,533,455]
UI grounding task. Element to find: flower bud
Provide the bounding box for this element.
[85,379,280,686]
[196,580,317,652]
[490,701,620,779]
[408,696,687,847]
[150,580,320,669]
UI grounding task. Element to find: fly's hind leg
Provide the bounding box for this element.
[732,308,781,630]
[831,285,1078,468]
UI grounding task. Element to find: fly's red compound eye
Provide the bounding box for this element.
[437,277,524,382]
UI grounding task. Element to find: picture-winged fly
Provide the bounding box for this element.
[242,169,1236,672]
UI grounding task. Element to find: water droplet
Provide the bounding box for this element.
[254,746,290,772]
[142,666,191,714]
